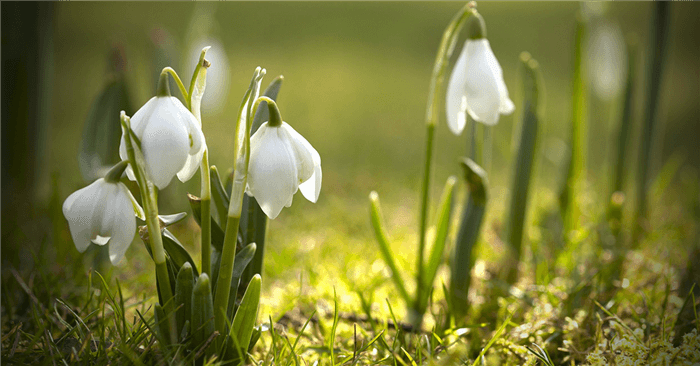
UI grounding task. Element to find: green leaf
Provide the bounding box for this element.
[154,303,171,346]
[191,273,216,359]
[504,53,541,285]
[561,15,588,234]
[79,79,131,182]
[158,212,188,227]
[421,176,456,307]
[162,229,199,276]
[450,159,488,323]
[210,165,230,227]
[174,262,194,338]
[188,193,226,252]
[471,312,513,366]
[228,274,261,363]
[368,192,411,306]
[227,243,257,319]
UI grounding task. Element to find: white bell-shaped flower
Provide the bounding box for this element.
[246,100,321,219]
[63,173,142,264]
[446,13,514,134]
[119,78,205,189]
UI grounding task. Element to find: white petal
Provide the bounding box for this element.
[280,122,315,184]
[108,186,136,264]
[171,96,205,154]
[289,127,322,203]
[446,45,469,135]
[464,39,502,126]
[92,235,111,246]
[97,183,120,236]
[139,104,190,189]
[108,184,137,264]
[481,42,515,115]
[247,124,298,219]
[130,96,159,137]
[175,97,206,183]
[63,179,107,253]
[177,148,204,183]
[125,187,145,220]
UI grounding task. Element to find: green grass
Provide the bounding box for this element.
[3,176,700,364]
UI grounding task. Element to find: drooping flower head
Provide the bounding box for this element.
[62,161,144,264]
[247,99,321,219]
[119,72,205,189]
[446,11,514,134]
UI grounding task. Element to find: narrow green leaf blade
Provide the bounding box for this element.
[450,159,488,322]
[162,229,199,276]
[210,165,230,228]
[369,191,411,305]
[191,273,216,359]
[504,53,541,285]
[227,243,257,319]
[421,176,456,305]
[229,274,261,363]
[174,262,194,338]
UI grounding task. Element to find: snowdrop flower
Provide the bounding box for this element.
[247,99,321,219]
[446,12,514,134]
[119,74,205,189]
[62,161,143,264]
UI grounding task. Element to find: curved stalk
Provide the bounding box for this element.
[120,112,176,344]
[416,2,474,329]
[189,47,212,276]
[160,67,190,109]
[213,68,265,337]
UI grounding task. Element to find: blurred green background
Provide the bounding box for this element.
[2,2,699,306]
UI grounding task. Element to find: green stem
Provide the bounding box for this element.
[416,123,434,317]
[119,112,176,343]
[416,2,474,330]
[451,158,487,323]
[160,67,190,108]
[188,46,211,107]
[200,150,212,276]
[562,14,587,235]
[187,47,212,275]
[634,2,669,242]
[213,214,241,335]
[213,68,266,338]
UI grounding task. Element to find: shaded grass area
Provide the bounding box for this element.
[2,176,699,364]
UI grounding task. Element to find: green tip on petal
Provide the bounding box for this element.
[156,69,171,97]
[466,11,487,40]
[266,99,283,127]
[104,160,129,183]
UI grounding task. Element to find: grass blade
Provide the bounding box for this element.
[503,52,541,284]
[369,191,411,306]
[450,159,488,323]
[420,177,457,313]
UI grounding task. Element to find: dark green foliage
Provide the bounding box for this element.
[450,159,488,323]
[503,53,541,285]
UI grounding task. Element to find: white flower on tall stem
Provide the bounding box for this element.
[446,12,514,134]
[246,99,321,219]
[62,161,143,264]
[119,73,205,189]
